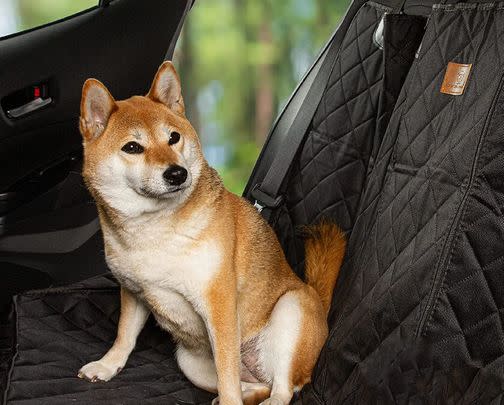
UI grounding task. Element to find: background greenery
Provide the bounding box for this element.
[4,0,349,194]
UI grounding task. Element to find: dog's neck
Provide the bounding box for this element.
[94,161,225,242]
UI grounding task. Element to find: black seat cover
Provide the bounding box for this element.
[291,1,504,403]
[2,275,214,404]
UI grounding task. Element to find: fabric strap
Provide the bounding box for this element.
[249,0,416,221]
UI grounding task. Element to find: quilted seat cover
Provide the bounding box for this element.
[291,1,504,403]
[2,275,214,404]
[3,1,504,404]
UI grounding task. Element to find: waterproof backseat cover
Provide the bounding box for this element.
[291,1,504,403]
[2,275,214,404]
[3,1,504,404]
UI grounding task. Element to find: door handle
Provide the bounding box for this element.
[7,97,52,118]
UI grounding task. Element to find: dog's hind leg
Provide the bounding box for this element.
[241,382,271,405]
[177,346,271,405]
[177,345,218,392]
[78,287,150,382]
[212,383,271,405]
[257,291,301,404]
[258,288,328,405]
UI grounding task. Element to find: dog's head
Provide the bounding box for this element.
[80,62,204,216]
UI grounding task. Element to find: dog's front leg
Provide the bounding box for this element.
[206,273,242,405]
[78,287,149,382]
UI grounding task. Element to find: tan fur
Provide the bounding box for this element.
[304,222,347,314]
[206,238,242,403]
[77,61,346,405]
[289,288,328,389]
[243,387,271,405]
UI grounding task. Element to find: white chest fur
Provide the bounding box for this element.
[104,208,221,348]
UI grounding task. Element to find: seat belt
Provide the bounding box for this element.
[250,0,413,222]
[250,34,340,221]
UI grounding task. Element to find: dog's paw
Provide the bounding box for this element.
[77,361,122,382]
[211,397,242,405]
[259,399,284,405]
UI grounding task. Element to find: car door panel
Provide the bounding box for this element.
[0,0,192,191]
[0,0,192,307]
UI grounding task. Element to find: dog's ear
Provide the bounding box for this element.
[80,79,116,141]
[147,61,185,116]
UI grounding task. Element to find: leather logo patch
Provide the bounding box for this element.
[441,62,472,95]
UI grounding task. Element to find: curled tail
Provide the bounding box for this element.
[304,221,346,315]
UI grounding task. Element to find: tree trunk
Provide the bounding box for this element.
[254,20,274,145]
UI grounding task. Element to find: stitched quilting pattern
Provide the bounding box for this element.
[307,4,504,403]
[274,2,388,276]
[4,276,214,404]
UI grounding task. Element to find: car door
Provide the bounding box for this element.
[0,0,193,314]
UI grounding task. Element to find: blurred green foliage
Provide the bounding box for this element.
[175,0,349,194]
[16,0,96,31]
[8,0,349,194]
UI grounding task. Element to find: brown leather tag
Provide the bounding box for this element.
[441,62,472,95]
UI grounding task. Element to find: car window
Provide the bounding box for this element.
[174,0,351,194]
[0,0,98,39]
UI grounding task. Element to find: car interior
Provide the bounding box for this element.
[2,0,504,403]
[0,0,191,315]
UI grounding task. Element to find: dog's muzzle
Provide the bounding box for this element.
[163,165,188,186]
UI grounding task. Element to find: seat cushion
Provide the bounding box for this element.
[2,275,214,405]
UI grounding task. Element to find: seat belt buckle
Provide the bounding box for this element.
[253,200,265,212]
[251,184,284,212]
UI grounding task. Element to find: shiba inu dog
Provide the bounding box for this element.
[77,61,346,405]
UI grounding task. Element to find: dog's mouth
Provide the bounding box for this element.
[137,186,186,199]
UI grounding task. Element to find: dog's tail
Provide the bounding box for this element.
[304,220,346,315]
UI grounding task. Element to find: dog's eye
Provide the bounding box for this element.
[169,131,181,145]
[121,141,144,154]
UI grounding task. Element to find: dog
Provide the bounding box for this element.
[77,61,346,405]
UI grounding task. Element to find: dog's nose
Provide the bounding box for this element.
[163,165,187,186]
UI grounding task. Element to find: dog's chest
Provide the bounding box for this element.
[108,214,220,289]
[111,236,220,292]
[105,218,221,345]
[143,287,209,348]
